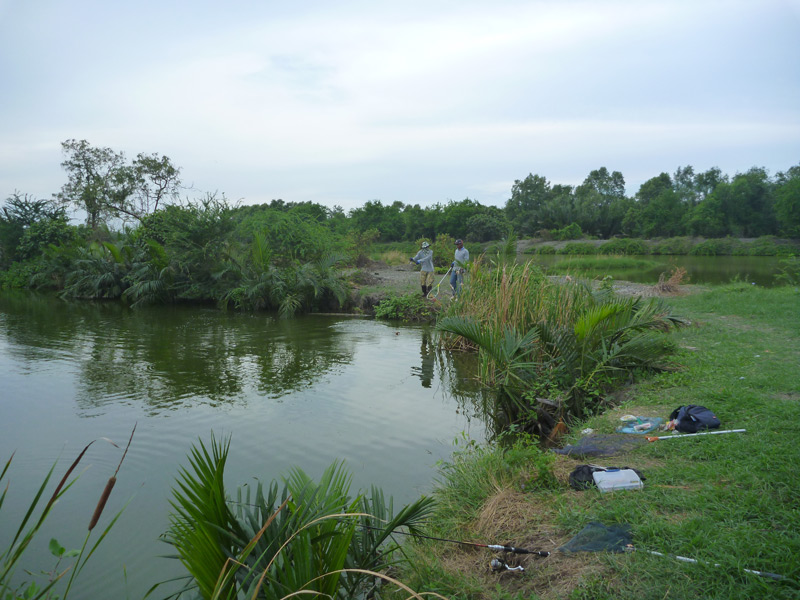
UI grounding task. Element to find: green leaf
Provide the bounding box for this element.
[49,538,65,557]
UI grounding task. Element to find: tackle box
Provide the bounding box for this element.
[592,468,643,492]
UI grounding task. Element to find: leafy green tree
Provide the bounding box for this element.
[465,206,508,242]
[348,200,405,241]
[58,139,128,230]
[574,167,628,238]
[125,152,182,218]
[58,139,181,230]
[505,174,551,236]
[534,184,576,232]
[401,203,430,240]
[716,168,776,237]
[684,193,727,237]
[672,165,700,206]
[1,192,72,265]
[773,165,800,238]
[233,205,338,266]
[694,166,728,200]
[435,198,484,238]
[625,173,687,238]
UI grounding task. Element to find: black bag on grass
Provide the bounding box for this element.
[669,405,721,433]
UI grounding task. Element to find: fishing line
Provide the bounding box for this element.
[224,499,549,557]
[360,525,550,556]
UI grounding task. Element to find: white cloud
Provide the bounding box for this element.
[0,0,798,209]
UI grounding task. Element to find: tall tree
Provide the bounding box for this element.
[505,174,551,236]
[57,139,181,230]
[774,165,800,238]
[58,139,127,230]
[574,167,627,238]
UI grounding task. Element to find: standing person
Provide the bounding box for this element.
[410,241,435,297]
[450,239,469,297]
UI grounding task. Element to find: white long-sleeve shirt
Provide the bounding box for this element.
[412,248,435,272]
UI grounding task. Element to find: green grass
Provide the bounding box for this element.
[401,284,800,599]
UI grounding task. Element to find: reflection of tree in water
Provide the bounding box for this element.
[0,296,356,414]
[75,313,354,413]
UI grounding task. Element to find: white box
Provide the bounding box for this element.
[592,469,643,492]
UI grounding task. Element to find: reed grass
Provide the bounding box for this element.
[438,258,686,437]
[1,426,134,600]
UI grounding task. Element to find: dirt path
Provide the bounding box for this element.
[352,261,700,305]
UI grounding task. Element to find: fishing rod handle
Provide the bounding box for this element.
[488,544,550,556]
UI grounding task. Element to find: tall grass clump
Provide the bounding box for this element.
[598,238,649,255]
[437,258,687,439]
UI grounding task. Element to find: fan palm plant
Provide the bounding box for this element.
[123,239,176,307]
[437,266,688,436]
[159,434,434,600]
[60,241,132,299]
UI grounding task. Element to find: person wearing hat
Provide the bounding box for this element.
[410,241,435,297]
[450,239,469,297]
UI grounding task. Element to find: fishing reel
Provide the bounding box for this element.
[490,558,524,573]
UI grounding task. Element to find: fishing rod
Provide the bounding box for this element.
[625,545,786,581]
[361,525,550,557]
[646,429,746,442]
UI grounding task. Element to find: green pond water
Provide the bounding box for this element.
[0,292,487,599]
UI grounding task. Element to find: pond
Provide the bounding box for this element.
[531,254,785,286]
[0,292,487,600]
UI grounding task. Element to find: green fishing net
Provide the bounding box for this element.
[552,434,647,458]
[558,522,632,553]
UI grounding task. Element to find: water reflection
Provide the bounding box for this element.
[411,330,435,388]
[0,291,490,600]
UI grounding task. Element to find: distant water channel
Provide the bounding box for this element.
[0,292,487,600]
[533,254,784,286]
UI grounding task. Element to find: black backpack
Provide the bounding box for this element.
[669,405,721,433]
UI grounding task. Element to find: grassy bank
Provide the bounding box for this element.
[399,283,800,599]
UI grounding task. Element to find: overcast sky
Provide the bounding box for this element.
[1,0,799,213]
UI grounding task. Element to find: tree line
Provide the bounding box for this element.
[0,139,798,311]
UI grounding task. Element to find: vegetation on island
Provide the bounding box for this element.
[1,140,798,313]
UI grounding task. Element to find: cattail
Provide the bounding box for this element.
[87,423,135,531]
[88,477,116,531]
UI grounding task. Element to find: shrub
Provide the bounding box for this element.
[432,233,456,269]
[598,238,648,255]
[746,235,797,256]
[689,237,745,256]
[774,254,799,286]
[551,223,582,241]
[650,237,694,255]
[374,293,437,322]
[0,261,35,288]
[535,245,557,255]
[557,242,597,255]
